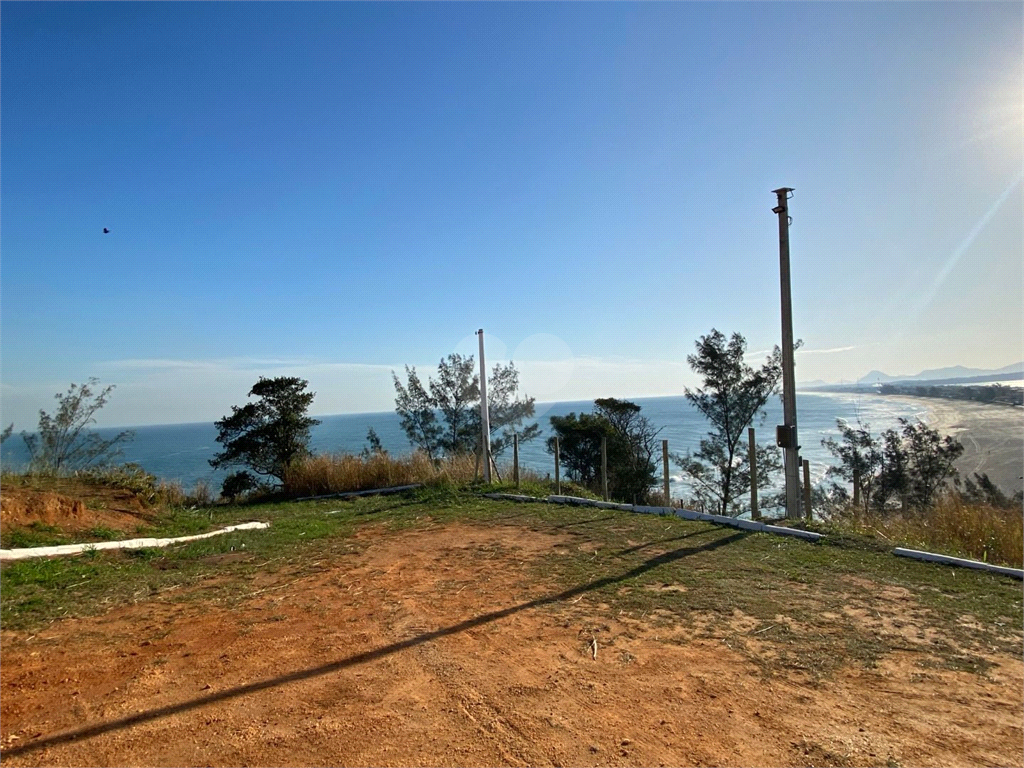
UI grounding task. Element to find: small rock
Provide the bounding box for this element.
[589,745,600,753]
[621,739,632,746]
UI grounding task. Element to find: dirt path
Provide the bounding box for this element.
[2,522,1021,767]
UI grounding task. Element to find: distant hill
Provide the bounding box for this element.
[856,362,1024,386]
[856,369,904,385]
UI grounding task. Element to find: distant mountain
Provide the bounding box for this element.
[994,361,1024,375]
[856,370,904,385]
[856,362,1024,386]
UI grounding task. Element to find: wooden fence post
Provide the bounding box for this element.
[802,458,812,521]
[601,436,609,501]
[513,434,519,489]
[748,427,760,521]
[554,436,561,495]
[662,439,670,507]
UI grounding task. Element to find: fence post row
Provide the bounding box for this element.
[513,434,520,489]
[662,439,670,507]
[748,427,760,521]
[601,436,609,502]
[554,436,561,495]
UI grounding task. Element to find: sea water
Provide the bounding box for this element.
[0,392,929,499]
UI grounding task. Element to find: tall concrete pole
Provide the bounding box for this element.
[773,187,802,519]
[477,329,492,483]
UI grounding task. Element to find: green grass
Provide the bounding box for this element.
[2,486,1020,681]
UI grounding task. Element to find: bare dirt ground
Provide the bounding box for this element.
[1,521,1021,767]
[0,481,156,539]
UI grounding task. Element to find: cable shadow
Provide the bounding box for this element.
[2,531,746,758]
[614,527,717,556]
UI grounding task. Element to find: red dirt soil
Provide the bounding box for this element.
[1,522,1021,767]
[0,484,156,538]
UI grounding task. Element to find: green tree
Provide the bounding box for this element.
[221,471,259,502]
[877,418,964,510]
[822,419,883,510]
[485,361,541,456]
[674,330,784,515]
[547,411,617,486]
[20,378,133,474]
[594,398,660,503]
[429,353,479,455]
[210,377,320,486]
[361,426,388,458]
[393,356,537,459]
[1,423,13,444]
[957,472,1023,509]
[824,417,964,512]
[392,365,443,460]
[546,398,660,503]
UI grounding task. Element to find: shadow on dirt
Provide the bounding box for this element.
[2,530,746,758]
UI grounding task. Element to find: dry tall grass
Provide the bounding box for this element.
[831,496,1023,568]
[155,479,214,508]
[282,451,480,498]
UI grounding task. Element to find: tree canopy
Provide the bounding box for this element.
[547,398,660,503]
[393,355,537,460]
[21,378,133,474]
[824,417,964,512]
[674,329,784,515]
[210,376,321,485]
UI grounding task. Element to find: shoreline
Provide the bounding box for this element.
[879,395,1023,494]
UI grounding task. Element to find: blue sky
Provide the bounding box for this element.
[2,2,1021,427]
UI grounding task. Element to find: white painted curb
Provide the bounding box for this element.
[0,522,270,561]
[485,493,823,542]
[481,493,1022,579]
[893,547,1023,580]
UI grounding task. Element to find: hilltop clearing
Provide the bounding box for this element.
[1,491,1021,767]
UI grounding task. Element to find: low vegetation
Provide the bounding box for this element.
[1,486,1019,687]
[281,450,479,497]
[814,495,1023,568]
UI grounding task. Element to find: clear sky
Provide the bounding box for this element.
[2,2,1021,428]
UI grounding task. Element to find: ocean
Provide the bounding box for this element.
[1,392,930,499]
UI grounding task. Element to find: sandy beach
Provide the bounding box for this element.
[885,396,1024,495]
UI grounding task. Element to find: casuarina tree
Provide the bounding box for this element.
[21,378,134,474]
[823,417,964,512]
[674,330,785,515]
[393,355,537,460]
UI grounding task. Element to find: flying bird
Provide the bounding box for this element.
[103,228,110,234]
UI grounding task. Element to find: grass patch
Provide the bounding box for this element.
[1,488,1020,681]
